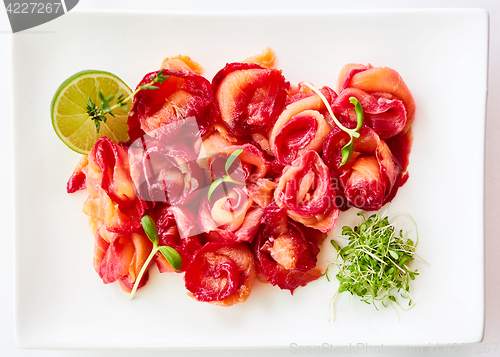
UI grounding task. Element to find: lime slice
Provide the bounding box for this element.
[51,70,132,154]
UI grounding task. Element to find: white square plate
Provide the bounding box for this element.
[13,9,488,349]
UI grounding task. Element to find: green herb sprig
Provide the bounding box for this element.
[129,214,182,300]
[138,70,170,90]
[87,70,170,133]
[302,82,364,166]
[326,212,419,312]
[207,148,245,201]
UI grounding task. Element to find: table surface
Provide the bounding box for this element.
[1,1,499,356]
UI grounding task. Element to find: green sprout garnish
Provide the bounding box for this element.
[207,148,245,201]
[87,70,170,133]
[339,97,364,166]
[129,214,182,300]
[302,82,364,167]
[326,212,420,314]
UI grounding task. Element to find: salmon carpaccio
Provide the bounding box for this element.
[67,48,415,306]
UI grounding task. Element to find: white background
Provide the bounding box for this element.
[0,1,499,356]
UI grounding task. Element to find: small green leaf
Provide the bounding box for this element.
[93,119,101,134]
[225,148,244,175]
[158,246,182,271]
[349,97,364,132]
[224,175,245,185]
[389,250,399,260]
[87,98,95,111]
[341,247,353,256]
[331,239,340,252]
[207,177,225,201]
[340,138,354,167]
[154,71,170,84]
[105,93,114,103]
[140,84,160,90]
[141,215,159,246]
[399,256,410,266]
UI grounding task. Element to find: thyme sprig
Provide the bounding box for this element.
[129,214,182,300]
[138,70,170,90]
[207,148,245,201]
[302,82,364,166]
[87,70,170,133]
[326,213,419,313]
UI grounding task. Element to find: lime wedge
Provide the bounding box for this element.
[51,70,132,154]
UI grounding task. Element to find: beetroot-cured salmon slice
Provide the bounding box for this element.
[128,57,215,143]
[95,231,154,293]
[252,203,326,293]
[151,203,203,273]
[198,187,264,243]
[83,137,145,235]
[66,155,88,193]
[274,150,339,233]
[269,84,336,165]
[184,242,255,306]
[212,62,289,137]
[128,133,204,206]
[333,87,407,139]
[323,126,406,211]
[337,63,416,135]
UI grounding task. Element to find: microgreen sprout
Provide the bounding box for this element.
[326,212,419,315]
[340,97,364,166]
[87,70,170,133]
[129,214,182,300]
[302,82,364,166]
[207,148,245,201]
